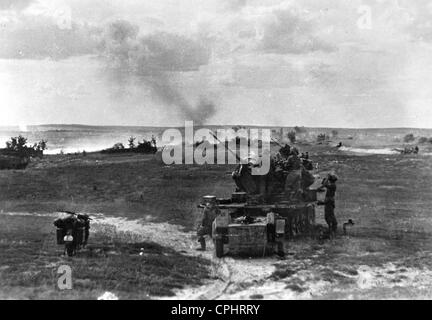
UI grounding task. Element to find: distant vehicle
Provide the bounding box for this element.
[392,146,419,155]
[0,136,46,170]
[0,153,30,170]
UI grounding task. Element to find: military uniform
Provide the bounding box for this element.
[286,152,301,171]
[318,175,338,234]
[284,151,302,198]
[279,144,291,158]
[197,201,220,250]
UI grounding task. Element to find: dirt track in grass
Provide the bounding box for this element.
[2,144,432,299]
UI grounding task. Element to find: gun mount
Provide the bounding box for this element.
[199,139,319,258]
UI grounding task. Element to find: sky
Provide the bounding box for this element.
[1,0,432,128]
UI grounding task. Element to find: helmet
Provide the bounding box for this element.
[242,151,258,165]
[279,145,291,156]
[328,173,338,182]
[203,195,217,204]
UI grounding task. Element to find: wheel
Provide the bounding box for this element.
[215,238,224,258]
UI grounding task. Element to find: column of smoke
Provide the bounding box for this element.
[98,20,216,125]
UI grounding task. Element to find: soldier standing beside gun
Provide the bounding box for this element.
[197,196,220,251]
[317,173,338,237]
[284,147,303,199]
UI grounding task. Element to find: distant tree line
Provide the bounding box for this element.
[0,135,48,170]
[316,133,329,142]
[102,136,157,154]
[3,135,47,158]
[285,128,335,144]
[418,137,432,144]
[287,131,296,143]
[404,133,432,144]
[294,126,307,134]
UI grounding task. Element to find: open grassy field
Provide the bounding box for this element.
[0,214,211,299]
[268,150,432,299]
[0,152,235,228]
[0,152,232,299]
[1,142,432,299]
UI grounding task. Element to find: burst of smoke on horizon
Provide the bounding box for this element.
[98,20,216,125]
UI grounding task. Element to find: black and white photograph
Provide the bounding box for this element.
[1,0,432,304]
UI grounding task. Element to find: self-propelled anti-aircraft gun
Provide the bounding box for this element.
[199,133,318,258]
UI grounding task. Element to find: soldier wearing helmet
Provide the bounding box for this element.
[284,147,303,198]
[318,173,339,236]
[197,196,220,251]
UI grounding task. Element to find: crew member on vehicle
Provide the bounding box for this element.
[284,147,303,198]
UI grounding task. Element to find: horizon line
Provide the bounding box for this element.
[1,123,432,130]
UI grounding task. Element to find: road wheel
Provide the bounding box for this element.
[215,238,224,258]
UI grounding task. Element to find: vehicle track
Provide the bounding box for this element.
[5,211,432,299]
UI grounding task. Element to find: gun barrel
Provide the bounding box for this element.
[271,137,284,148]
[210,131,242,162]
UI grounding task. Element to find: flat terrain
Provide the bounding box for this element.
[0,152,235,227]
[1,143,432,299]
[0,213,210,299]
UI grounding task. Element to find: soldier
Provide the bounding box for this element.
[287,147,301,170]
[279,144,291,159]
[284,147,302,198]
[77,214,91,248]
[64,229,76,256]
[318,173,338,237]
[265,210,285,258]
[232,153,260,194]
[197,196,220,251]
[272,144,290,169]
